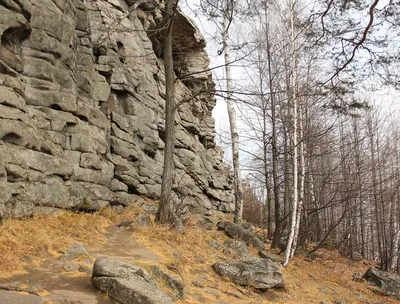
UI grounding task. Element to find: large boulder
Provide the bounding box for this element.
[221,221,264,249]
[363,267,400,300]
[222,239,250,258]
[213,258,284,289]
[92,257,172,304]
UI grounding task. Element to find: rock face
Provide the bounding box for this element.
[0,0,234,218]
[92,257,173,304]
[363,267,400,300]
[213,259,284,289]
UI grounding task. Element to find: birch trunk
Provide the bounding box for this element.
[222,0,243,223]
[283,0,298,267]
[290,108,305,259]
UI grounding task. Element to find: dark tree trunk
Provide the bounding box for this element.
[156,0,178,225]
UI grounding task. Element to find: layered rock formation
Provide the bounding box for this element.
[0,0,234,218]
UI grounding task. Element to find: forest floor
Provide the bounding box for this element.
[0,205,396,304]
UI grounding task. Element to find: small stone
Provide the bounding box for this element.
[209,240,221,250]
[194,255,205,264]
[61,243,92,263]
[334,299,348,304]
[192,278,204,288]
[205,288,219,298]
[174,219,184,232]
[352,271,364,282]
[135,214,151,227]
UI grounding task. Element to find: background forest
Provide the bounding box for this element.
[182,0,400,271]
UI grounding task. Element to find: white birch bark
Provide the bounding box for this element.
[290,109,305,259]
[222,0,243,223]
[283,0,298,267]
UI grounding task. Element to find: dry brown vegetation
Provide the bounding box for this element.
[134,215,396,304]
[0,207,398,303]
[0,206,142,272]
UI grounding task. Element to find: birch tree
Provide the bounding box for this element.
[283,0,299,266]
[198,0,244,223]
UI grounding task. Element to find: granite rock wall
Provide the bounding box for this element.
[0,0,234,217]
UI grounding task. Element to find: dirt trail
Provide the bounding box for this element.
[0,226,163,304]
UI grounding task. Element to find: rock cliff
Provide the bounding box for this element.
[0,0,234,218]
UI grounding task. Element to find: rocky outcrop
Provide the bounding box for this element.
[363,267,400,300]
[92,257,172,304]
[0,0,234,218]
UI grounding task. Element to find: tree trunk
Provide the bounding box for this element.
[156,0,177,225]
[223,0,243,224]
[284,0,298,267]
[290,107,305,259]
[263,1,281,245]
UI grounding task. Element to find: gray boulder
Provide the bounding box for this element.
[61,243,92,264]
[223,222,264,249]
[363,267,400,300]
[213,258,284,289]
[217,220,231,230]
[222,239,249,258]
[92,257,173,304]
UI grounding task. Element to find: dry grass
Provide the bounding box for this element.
[0,205,143,272]
[134,217,398,304]
[0,207,398,304]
